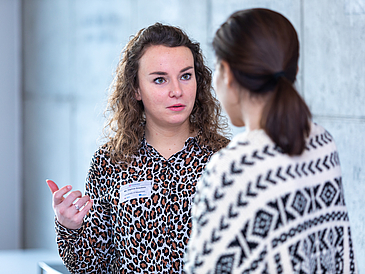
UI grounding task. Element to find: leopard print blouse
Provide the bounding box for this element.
[55,136,225,273]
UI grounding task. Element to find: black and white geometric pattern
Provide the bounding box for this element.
[184,123,358,274]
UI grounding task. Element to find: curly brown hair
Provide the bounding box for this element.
[104,23,230,163]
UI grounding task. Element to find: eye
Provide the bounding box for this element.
[154,77,166,84]
[181,73,192,81]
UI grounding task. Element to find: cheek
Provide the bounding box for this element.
[184,81,197,101]
[192,83,197,100]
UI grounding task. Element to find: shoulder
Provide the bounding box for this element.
[209,129,273,164]
[309,122,330,137]
[89,143,128,173]
[214,135,230,151]
[90,144,112,165]
[87,144,126,189]
[197,131,231,154]
[201,129,276,187]
[306,122,338,153]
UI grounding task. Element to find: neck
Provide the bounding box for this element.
[240,92,266,132]
[145,122,194,159]
[243,103,263,132]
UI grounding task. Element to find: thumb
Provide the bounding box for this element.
[46,179,59,194]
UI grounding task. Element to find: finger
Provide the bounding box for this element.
[76,199,93,220]
[53,185,72,206]
[80,199,93,215]
[62,190,83,208]
[73,195,91,211]
[46,179,59,194]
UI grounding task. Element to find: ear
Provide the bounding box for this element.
[220,60,235,87]
[135,88,142,101]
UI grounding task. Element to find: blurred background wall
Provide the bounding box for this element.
[1,0,364,271]
[0,0,21,250]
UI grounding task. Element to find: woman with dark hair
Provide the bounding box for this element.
[184,9,358,273]
[47,23,229,273]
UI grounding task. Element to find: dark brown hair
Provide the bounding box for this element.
[105,23,229,163]
[213,8,311,155]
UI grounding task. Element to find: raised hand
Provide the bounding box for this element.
[46,179,93,230]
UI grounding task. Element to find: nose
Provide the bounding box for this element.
[169,80,183,98]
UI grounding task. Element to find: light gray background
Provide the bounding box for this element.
[1,0,364,271]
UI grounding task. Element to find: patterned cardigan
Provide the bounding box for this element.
[184,123,358,274]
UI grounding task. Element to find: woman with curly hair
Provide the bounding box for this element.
[47,22,229,273]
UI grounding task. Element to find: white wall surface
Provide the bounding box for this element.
[8,0,365,271]
[0,0,21,250]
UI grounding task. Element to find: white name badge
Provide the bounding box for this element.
[120,181,153,202]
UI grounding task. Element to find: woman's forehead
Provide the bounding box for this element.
[138,45,194,73]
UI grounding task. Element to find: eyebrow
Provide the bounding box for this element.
[149,66,194,76]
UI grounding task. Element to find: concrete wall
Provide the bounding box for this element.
[17,0,365,271]
[0,0,21,250]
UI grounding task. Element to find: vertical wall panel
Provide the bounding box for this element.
[22,0,72,250]
[22,0,72,97]
[303,0,365,116]
[0,0,21,250]
[23,99,72,249]
[71,0,133,102]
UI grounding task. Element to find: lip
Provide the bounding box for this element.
[167,104,186,111]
